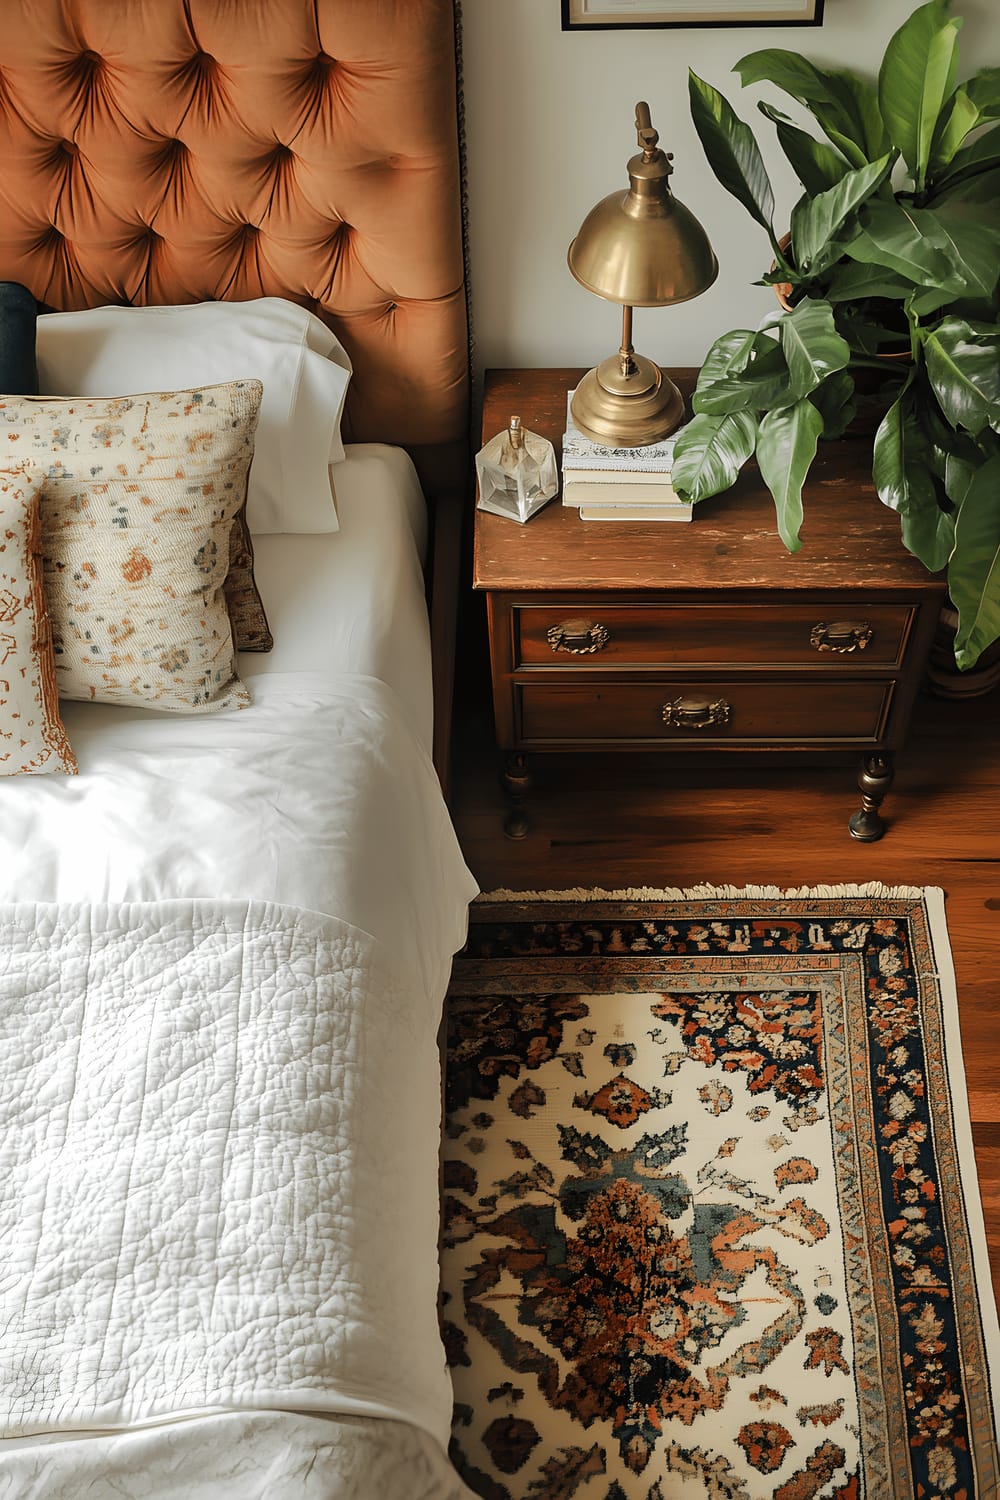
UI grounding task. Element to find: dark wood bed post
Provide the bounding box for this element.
[409,438,470,803]
[429,475,466,801]
[427,0,472,803]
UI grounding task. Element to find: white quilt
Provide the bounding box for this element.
[0,898,470,1498]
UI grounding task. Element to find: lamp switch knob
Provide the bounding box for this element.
[635,101,658,155]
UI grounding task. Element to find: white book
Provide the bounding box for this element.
[563,467,675,485]
[578,501,693,523]
[563,478,678,507]
[561,391,686,474]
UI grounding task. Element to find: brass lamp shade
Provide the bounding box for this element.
[568,102,718,446]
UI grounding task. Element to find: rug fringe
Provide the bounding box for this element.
[475,882,936,903]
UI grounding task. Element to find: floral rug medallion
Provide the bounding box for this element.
[442,886,999,1500]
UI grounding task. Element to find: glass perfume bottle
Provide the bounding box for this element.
[476,415,558,523]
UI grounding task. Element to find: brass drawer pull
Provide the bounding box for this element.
[662,695,731,731]
[810,620,873,654]
[546,618,610,655]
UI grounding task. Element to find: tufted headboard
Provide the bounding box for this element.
[0,0,470,784]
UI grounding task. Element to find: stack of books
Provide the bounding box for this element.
[561,394,693,522]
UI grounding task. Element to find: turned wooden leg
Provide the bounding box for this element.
[501,751,531,839]
[849,751,894,842]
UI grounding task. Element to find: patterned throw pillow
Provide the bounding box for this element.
[0,381,263,712]
[0,472,76,774]
[227,503,273,653]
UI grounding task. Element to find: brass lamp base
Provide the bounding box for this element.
[570,351,684,447]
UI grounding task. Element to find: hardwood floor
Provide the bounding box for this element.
[448,633,1000,1304]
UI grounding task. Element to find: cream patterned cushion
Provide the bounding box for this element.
[0,472,76,774]
[0,381,262,713]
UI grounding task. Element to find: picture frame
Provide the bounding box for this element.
[562,0,823,28]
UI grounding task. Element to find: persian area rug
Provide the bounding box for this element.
[442,885,999,1500]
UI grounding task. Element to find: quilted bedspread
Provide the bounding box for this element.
[0,898,469,1498]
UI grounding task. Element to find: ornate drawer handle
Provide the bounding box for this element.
[546,618,610,654]
[810,620,873,654]
[662,695,732,730]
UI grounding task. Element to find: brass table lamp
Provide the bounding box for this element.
[568,101,718,446]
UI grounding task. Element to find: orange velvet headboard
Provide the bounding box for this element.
[0,0,471,785]
[0,0,469,460]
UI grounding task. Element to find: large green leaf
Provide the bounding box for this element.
[965,66,1000,120]
[823,259,918,303]
[931,199,1000,302]
[931,122,1000,194]
[778,297,851,396]
[789,153,895,269]
[692,339,795,416]
[755,399,824,552]
[873,386,954,571]
[928,87,982,177]
[921,317,1000,436]
[844,199,976,293]
[670,410,758,503]
[695,329,764,391]
[688,70,775,234]
[757,102,850,193]
[932,164,1000,214]
[947,453,1000,668]
[907,284,959,319]
[945,447,981,509]
[736,50,888,166]
[808,370,857,439]
[926,64,1000,188]
[907,506,956,578]
[878,0,961,192]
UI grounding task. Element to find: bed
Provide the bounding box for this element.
[0,4,478,1497]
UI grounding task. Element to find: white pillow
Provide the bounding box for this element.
[36,298,352,534]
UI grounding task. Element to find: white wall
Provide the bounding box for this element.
[461,0,999,388]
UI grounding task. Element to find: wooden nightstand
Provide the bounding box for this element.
[474,367,947,840]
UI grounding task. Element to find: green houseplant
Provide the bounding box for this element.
[671,0,1000,670]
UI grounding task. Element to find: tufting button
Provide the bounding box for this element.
[179,51,217,84]
[304,52,336,86]
[155,138,187,170]
[50,140,79,171]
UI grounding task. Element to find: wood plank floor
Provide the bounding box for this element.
[448,650,1000,1307]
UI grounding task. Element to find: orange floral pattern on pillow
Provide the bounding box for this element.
[0,473,76,775]
[0,381,262,713]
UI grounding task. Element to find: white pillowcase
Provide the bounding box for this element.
[36,298,352,535]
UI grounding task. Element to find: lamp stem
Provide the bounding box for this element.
[618,304,637,379]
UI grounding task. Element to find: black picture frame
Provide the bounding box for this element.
[562,0,823,28]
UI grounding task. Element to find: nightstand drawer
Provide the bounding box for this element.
[515,603,912,669]
[518,678,894,746]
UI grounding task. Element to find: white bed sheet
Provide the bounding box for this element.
[242,442,435,751]
[0,443,478,1498]
[0,441,474,983]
